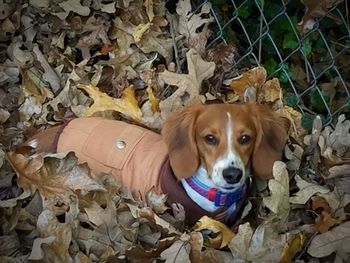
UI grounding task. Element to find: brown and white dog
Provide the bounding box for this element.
[23,103,289,225]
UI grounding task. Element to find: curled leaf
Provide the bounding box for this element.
[193,216,234,249]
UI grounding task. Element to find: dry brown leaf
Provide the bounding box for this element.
[229,66,267,98]
[259,78,282,103]
[145,187,168,214]
[159,49,215,117]
[299,0,344,33]
[54,0,90,20]
[279,105,306,142]
[125,236,177,263]
[308,221,350,259]
[0,108,10,124]
[321,114,350,158]
[146,86,160,113]
[176,0,213,55]
[33,45,61,93]
[77,84,142,121]
[193,216,234,249]
[289,175,329,204]
[188,232,218,262]
[20,69,54,104]
[312,211,342,233]
[263,161,290,223]
[311,196,332,213]
[160,234,191,263]
[29,210,73,261]
[284,143,304,171]
[228,222,288,262]
[6,152,105,207]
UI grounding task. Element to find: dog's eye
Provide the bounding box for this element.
[238,135,251,144]
[204,134,217,145]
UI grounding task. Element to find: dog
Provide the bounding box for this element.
[23,103,289,225]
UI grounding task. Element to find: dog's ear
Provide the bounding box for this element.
[250,104,289,179]
[161,103,204,179]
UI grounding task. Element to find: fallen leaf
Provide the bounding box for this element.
[263,161,290,223]
[312,211,341,233]
[284,143,304,171]
[280,233,305,263]
[6,152,105,208]
[159,49,215,117]
[308,221,350,259]
[146,86,159,113]
[133,22,152,42]
[188,231,218,262]
[229,66,267,98]
[280,105,306,142]
[290,175,330,204]
[259,78,282,103]
[29,210,72,261]
[0,108,10,124]
[311,196,331,213]
[228,222,288,262]
[193,216,234,249]
[125,236,177,263]
[77,84,142,121]
[55,0,90,20]
[146,187,168,214]
[176,0,213,55]
[33,45,61,94]
[328,164,350,179]
[299,0,344,33]
[322,114,350,157]
[160,234,191,263]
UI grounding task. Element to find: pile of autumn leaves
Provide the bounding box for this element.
[0,0,349,262]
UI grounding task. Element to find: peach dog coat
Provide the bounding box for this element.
[57,117,168,196]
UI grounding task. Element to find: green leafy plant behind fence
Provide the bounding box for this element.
[201,0,349,129]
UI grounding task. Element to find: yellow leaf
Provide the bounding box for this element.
[193,216,234,249]
[280,233,305,263]
[145,0,154,22]
[77,84,142,121]
[146,86,159,113]
[133,22,151,42]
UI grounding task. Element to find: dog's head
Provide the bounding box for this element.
[162,103,289,189]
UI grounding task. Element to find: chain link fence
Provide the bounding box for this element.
[197,0,349,128]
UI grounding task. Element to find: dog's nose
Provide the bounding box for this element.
[222,167,242,184]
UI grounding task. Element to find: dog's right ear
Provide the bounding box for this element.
[161,103,204,179]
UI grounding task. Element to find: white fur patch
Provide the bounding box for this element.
[211,112,245,188]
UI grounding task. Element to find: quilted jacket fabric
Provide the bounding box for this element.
[57,117,168,197]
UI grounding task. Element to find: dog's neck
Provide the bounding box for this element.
[180,166,248,213]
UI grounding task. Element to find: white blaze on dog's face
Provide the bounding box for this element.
[195,106,257,188]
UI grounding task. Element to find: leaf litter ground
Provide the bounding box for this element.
[0,0,349,262]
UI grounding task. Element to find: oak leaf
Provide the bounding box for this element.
[77,84,142,121]
[159,49,215,117]
[289,175,330,204]
[6,152,105,208]
[308,221,350,259]
[263,161,290,222]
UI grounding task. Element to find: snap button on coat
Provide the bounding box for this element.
[116,139,126,149]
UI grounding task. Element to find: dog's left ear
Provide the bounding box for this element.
[250,104,290,179]
[161,103,204,179]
